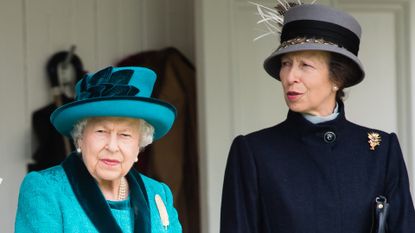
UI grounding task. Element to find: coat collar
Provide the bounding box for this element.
[62,153,151,233]
[284,101,348,139]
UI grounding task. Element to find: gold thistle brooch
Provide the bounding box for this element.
[368,132,381,150]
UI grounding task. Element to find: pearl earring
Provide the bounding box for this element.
[333,86,339,91]
[134,157,138,162]
[76,148,81,154]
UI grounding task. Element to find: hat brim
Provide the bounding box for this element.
[263,43,365,87]
[50,96,176,140]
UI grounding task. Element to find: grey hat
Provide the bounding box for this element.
[263,4,365,87]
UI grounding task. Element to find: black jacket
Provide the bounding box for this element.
[220,102,415,233]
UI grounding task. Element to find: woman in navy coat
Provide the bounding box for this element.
[15,66,182,233]
[220,3,415,233]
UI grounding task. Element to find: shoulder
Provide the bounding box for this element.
[18,165,74,209]
[17,165,69,210]
[344,120,397,146]
[341,121,404,163]
[247,122,285,138]
[232,123,285,147]
[139,174,182,232]
[345,120,389,134]
[229,123,286,153]
[140,174,173,200]
[16,166,67,232]
[20,165,66,189]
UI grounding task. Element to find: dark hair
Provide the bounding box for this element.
[329,53,362,101]
[46,51,85,87]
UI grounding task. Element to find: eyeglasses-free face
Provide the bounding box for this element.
[279,50,338,117]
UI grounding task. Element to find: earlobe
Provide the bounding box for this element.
[76,139,82,153]
[77,137,82,146]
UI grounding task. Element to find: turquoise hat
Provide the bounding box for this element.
[50,66,176,140]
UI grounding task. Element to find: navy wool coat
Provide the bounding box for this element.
[220,102,415,233]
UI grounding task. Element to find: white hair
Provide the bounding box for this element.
[71,118,154,150]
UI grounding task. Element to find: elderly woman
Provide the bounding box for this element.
[15,66,182,233]
[220,3,415,233]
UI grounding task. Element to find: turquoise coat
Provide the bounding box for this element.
[15,154,182,233]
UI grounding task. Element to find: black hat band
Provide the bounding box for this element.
[281,20,360,55]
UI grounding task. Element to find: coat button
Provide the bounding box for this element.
[324,131,336,143]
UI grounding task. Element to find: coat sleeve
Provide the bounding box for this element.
[15,172,62,233]
[384,133,415,232]
[220,135,260,233]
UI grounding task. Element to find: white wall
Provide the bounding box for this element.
[0,1,27,232]
[410,0,415,197]
[0,0,194,232]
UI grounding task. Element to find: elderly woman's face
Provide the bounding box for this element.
[78,117,141,183]
[279,50,337,116]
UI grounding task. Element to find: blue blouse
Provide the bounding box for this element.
[108,198,134,233]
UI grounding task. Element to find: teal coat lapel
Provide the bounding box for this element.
[62,153,151,233]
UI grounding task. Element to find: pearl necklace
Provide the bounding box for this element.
[117,177,128,200]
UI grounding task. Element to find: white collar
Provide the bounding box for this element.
[302,103,339,124]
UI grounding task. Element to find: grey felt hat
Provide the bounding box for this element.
[263,4,365,87]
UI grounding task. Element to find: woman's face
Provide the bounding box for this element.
[78,117,141,183]
[279,50,337,116]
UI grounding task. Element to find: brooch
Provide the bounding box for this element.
[155,194,170,229]
[368,132,381,150]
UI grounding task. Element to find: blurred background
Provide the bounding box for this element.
[1,0,414,232]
